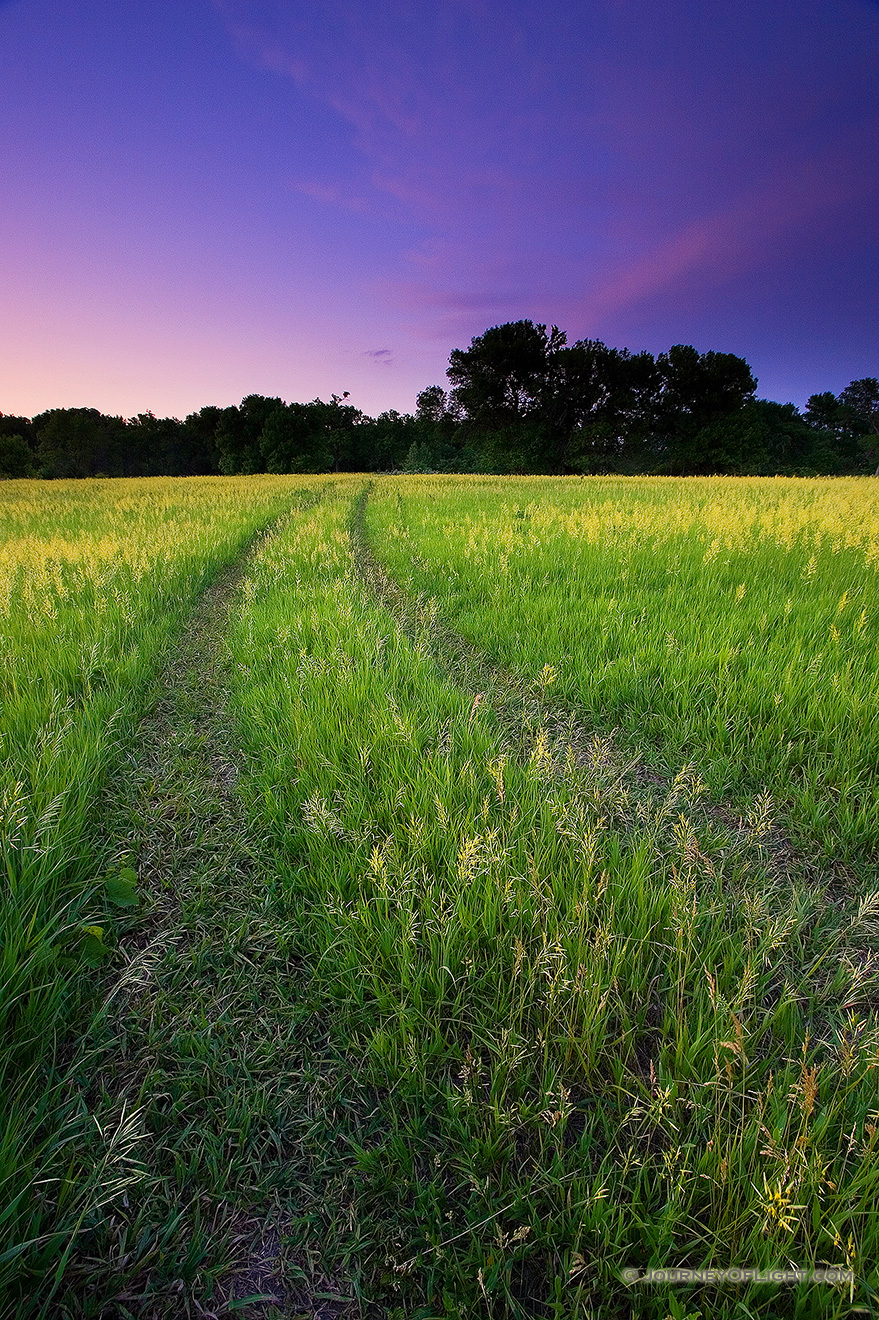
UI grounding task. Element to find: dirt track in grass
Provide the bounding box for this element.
[37,510,355,1320]
[348,484,833,894]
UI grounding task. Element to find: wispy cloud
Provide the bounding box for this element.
[211,3,309,85]
[211,0,879,360]
[363,347,394,365]
[573,133,877,330]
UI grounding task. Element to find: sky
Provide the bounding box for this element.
[1,0,878,421]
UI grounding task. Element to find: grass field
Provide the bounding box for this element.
[1,474,877,1319]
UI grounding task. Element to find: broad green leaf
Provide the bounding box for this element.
[80,925,110,966]
[106,870,139,909]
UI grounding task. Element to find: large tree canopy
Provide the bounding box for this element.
[447,320,565,430]
[651,345,757,473]
[259,396,363,474]
[33,408,126,479]
[445,323,759,475]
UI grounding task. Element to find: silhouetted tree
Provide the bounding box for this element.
[257,396,362,473]
[358,410,419,471]
[180,406,224,474]
[403,386,479,472]
[5,340,873,478]
[0,434,37,479]
[33,408,126,478]
[447,321,564,470]
[121,412,188,477]
[322,394,363,473]
[448,321,563,428]
[259,402,328,473]
[447,322,662,473]
[839,378,879,472]
[415,385,448,425]
[679,400,837,475]
[652,346,757,473]
[0,415,37,478]
[839,377,879,430]
[560,345,659,473]
[0,413,35,447]
[805,384,875,472]
[215,395,282,474]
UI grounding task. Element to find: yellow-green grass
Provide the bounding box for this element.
[220,486,878,1317]
[0,476,312,1302]
[366,475,879,870]
[3,474,878,1318]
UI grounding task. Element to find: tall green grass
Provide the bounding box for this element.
[220,487,879,1317]
[366,475,879,870]
[0,476,308,1303]
[5,474,877,1317]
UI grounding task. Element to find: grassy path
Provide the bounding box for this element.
[350,485,807,890]
[11,500,353,1319]
[0,476,313,1316]
[363,476,879,873]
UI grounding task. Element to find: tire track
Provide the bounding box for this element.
[31,491,353,1320]
[349,483,829,890]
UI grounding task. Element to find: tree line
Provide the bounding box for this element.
[2,321,877,479]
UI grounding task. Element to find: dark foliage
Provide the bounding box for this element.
[3,330,875,479]
[0,432,37,479]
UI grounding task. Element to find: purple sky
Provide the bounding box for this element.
[2,0,878,419]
